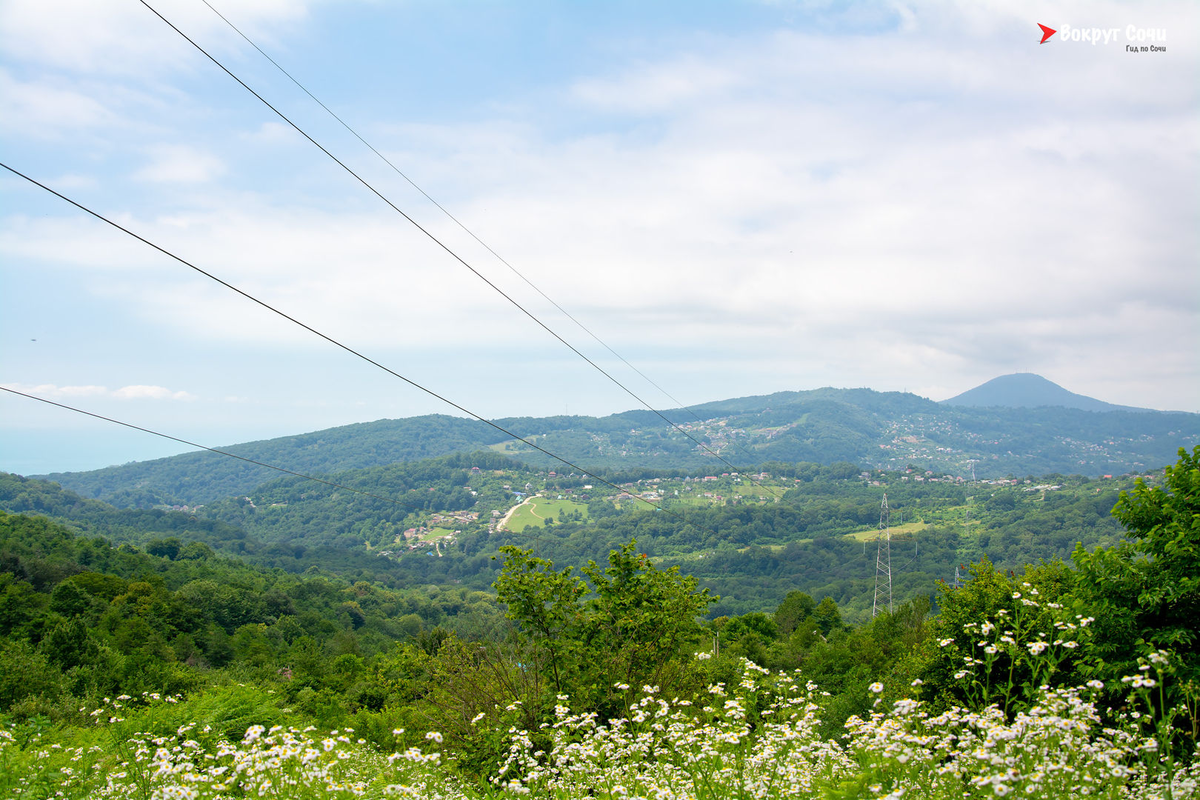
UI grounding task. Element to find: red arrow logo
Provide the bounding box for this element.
[1038,23,1057,44]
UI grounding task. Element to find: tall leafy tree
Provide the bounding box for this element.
[494,541,714,712]
[493,545,586,694]
[1072,446,1200,727]
[580,542,715,705]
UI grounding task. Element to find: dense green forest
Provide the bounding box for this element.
[1,447,1197,798]
[39,387,1200,507]
[3,453,1132,621]
[39,415,510,508]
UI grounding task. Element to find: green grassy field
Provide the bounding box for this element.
[844,519,929,541]
[419,526,457,542]
[726,482,780,500]
[505,497,588,532]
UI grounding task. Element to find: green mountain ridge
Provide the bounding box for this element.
[32,382,1199,509]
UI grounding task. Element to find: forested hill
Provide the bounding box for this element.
[39,414,508,508]
[1,456,1137,623]
[36,385,1199,508]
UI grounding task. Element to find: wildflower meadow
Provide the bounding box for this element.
[3,648,1197,799]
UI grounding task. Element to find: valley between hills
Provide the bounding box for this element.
[1,374,1197,797]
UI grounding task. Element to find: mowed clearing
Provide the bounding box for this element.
[503,497,589,532]
[843,520,928,541]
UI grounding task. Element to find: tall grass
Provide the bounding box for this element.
[2,655,1196,799]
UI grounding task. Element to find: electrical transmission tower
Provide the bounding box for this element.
[873,494,892,617]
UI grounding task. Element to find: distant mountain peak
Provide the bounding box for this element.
[941,373,1149,413]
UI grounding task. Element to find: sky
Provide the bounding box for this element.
[1,0,1197,475]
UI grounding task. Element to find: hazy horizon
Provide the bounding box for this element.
[8,372,1193,476]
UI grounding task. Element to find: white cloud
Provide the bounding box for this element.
[0,70,119,135]
[3,383,194,401]
[111,385,195,400]
[571,57,742,113]
[0,0,311,77]
[0,0,1196,425]
[133,144,226,184]
[6,384,109,398]
[0,213,175,273]
[240,121,301,145]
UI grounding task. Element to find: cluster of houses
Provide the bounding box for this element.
[395,510,481,549]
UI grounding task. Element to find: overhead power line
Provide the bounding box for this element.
[141,0,782,499]
[196,0,722,427]
[1,386,413,510]
[0,161,681,521]
[1,383,745,560]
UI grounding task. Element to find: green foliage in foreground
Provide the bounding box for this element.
[1,447,1198,798]
[2,657,1198,799]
